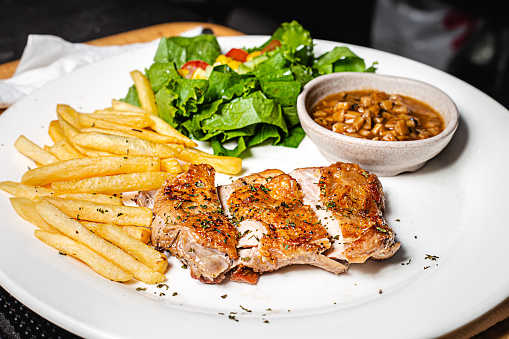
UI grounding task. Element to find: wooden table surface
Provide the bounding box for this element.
[0,21,508,339]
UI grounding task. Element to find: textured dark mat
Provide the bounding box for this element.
[0,285,78,339]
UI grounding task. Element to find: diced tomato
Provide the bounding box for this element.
[179,60,210,79]
[261,39,281,54]
[225,48,249,62]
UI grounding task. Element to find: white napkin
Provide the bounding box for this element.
[0,26,204,108]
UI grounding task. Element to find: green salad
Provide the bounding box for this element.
[122,21,377,157]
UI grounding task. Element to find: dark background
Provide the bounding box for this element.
[1,0,509,109]
[1,0,509,338]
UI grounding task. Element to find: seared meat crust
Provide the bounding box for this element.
[290,162,400,263]
[220,169,348,274]
[138,161,400,285]
[150,164,238,283]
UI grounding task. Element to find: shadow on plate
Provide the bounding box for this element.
[246,245,407,279]
[412,114,470,176]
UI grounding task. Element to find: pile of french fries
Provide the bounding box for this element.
[0,70,242,284]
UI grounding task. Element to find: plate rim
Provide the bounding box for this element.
[1,34,508,339]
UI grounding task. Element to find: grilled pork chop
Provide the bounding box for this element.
[137,164,238,284]
[218,169,348,275]
[290,162,400,263]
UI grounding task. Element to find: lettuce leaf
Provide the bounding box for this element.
[122,20,376,157]
[313,46,377,75]
[204,65,257,103]
[154,34,221,68]
[201,91,287,134]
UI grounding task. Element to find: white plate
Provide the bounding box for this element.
[1,36,508,339]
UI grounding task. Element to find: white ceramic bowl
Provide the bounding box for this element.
[297,72,459,176]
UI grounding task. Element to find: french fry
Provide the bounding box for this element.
[34,230,133,282]
[0,181,53,200]
[14,135,59,166]
[160,158,183,174]
[57,112,113,157]
[106,100,197,147]
[72,132,179,158]
[21,155,160,186]
[57,111,80,137]
[51,193,124,206]
[6,93,249,285]
[96,223,167,273]
[48,120,66,143]
[86,112,154,129]
[111,99,148,113]
[0,181,123,205]
[56,104,81,129]
[177,147,242,175]
[130,70,158,115]
[48,139,86,160]
[97,106,115,112]
[81,221,167,273]
[81,221,151,244]
[147,115,197,147]
[164,143,184,154]
[92,109,145,115]
[10,197,60,233]
[51,172,173,194]
[36,199,164,284]
[78,113,125,130]
[122,225,151,244]
[80,126,179,144]
[78,113,156,131]
[43,197,153,227]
